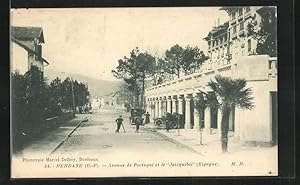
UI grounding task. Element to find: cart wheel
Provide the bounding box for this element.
[155,119,163,126]
[171,121,177,129]
[134,117,142,125]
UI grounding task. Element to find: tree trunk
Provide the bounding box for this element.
[221,108,230,153]
[136,90,139,107]
[141,73,145,107]
[199,108,203,145]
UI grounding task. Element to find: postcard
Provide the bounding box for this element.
[11,7,278,178]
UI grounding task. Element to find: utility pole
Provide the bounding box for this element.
[71,77,76,117]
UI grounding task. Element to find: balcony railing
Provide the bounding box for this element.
[145,56,277,96]
[245,11,251,19]
[239,30,245,36]
[232,32,237,39]
[237,15,243,21]
[231,19,237,25]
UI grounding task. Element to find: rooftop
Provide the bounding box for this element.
[11,26,44,43]
[203,22,229,41]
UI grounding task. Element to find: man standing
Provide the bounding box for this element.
[134,117,142,133]
[115,115,124,133]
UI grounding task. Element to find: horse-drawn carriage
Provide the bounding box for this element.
[154,112,182,130]
[129,108,145,125]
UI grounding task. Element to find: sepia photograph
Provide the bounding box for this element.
[10,6,278,178]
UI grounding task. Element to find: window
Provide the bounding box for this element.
[240,22,244,30]
[35,44,42,60]
[233,25,237,33]
[245,7,251,12]
[231,11,236,20]
[248,39,251,52]
[238,8,243,16]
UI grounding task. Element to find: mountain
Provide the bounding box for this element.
[44,69,122,98]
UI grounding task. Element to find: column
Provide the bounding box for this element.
[161,97,166,117]
[193,93,200,131]
[166,96,172,113]
[172,96,177,114]
[204,106,211,133]
[150,99,154,119]
[155,98,159,119]
[146,98,149,113]
[184,94,192,129]
[178,96,184,114]
[158,97,162,118]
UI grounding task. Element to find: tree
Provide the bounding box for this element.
[112,47,156,108]
[181,46,208,75]
[148,58,172,86]
[247,7,277,57]
[136,52,156,106]
[11,66,50,152]
[49,77,63,105]
[61,77,73,110]
[112,48,141,107]
[206,75,254,152]
[165,44,208,78]
[165,44,184,78]
[115,83,135,111]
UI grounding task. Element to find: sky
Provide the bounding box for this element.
[11,7,228,81]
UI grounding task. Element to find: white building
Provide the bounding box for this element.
[145,6,277,146]
[11,26,49,75]
[91,96,105,109]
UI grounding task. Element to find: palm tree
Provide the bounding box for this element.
[207,75,254,153]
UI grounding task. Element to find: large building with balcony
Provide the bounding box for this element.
[144,6,277,146]
[221,6,262,58]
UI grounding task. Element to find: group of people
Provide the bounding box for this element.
[115,112,150,133]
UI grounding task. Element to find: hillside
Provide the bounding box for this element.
[44,69,122,98]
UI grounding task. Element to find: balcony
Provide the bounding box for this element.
[231,32,237,39]
[239,30,245,36]
[224,54,232,60]
[237,15,243,21]
[245,11,251,19]
[231,19,237,25]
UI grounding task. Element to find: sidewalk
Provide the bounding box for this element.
[20,114,88,157]
[143,122,277,157]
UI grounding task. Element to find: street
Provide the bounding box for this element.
[54,107,200,160]
[12,106,277,177]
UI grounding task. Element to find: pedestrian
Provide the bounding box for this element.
[145,112,150,124]
[165,113,172,132]
[134,117,142,133]
[115,115,124,133]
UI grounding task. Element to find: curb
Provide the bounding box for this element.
[142,126,204,156]
[49,117,88,155]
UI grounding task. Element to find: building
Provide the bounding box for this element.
[11,26,49,75]
[91,96,105,109]
[203,21,230,71]
[145,6,277,145]
[220,6,262,59]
